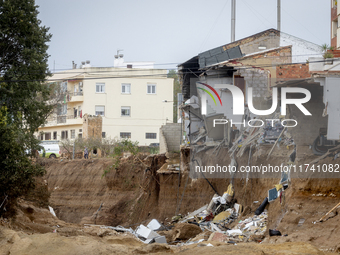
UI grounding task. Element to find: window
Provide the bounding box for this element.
[95,105,105,116]
[121,106,130,117]
[78,133,82,138]
[102,132,106,138]
[120,132,131,139]
[121,83,131,94]
[45,132,51,140]
[147,84,156,94]
[40,133,44,140]
[96,83,105,93]
[61,130,68,140]
[79,129,82,133]
[146,133,157,139]
[53,131,57,140]
[57,103,67,115]
[71,130,75,139]
[61,81,67,92]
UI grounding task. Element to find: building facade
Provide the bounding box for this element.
[38,66,173,145]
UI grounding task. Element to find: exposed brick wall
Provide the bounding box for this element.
[276,64,311,81]
[159,123,181,153]
[329,50,340,57]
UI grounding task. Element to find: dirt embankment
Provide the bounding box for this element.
[40,147,340,252]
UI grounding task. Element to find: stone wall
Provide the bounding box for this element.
[82,114,102,139]
[159,123,181,153]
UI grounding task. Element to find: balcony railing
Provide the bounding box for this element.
[57,114,82,124]
[65,91,84,102]
[57,115,66,124]
[71,91,83,96]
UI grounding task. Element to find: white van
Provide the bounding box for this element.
[39,143,61,158]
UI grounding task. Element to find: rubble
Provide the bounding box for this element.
[171,223,202,241]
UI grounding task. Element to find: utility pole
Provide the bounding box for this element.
[277,0,281,31]
[231,0,236,42]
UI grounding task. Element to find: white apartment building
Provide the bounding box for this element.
[38,64,173,145]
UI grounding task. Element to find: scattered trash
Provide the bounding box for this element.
[317,201,340,222]
[49,206,56,217]
[136,224,160,240]
[268,187,278,202]
[298,218,305,226]
[255,197,268,216]
[269,229,282,236]
[147,219,162,231]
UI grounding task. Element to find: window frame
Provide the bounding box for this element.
[95,83,105,93]
[121,83,131,94]
[146,133,157,139]
[44,132,51,140]
[120,132,131,139]
[95,105,105,116]
[121,106,131,117]
[147,84,156,94]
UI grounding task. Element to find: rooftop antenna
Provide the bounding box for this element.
[277,0,281,31]
[115,49,124,59]
[231,0,236,42]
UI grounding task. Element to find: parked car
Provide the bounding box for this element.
[39,143,61,158]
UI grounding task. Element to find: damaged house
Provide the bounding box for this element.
[178,28,338,156]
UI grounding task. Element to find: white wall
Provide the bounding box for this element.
[323,77,340,140]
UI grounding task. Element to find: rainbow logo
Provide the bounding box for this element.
[197,82,223,106]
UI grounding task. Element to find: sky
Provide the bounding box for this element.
[35,0,331,72]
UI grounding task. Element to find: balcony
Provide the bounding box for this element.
[56,115,83,125]
[332,6,337,21]
[68,91,84,103]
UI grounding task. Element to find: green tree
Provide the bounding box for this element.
[0,0,52,216]
[167,70,181,123]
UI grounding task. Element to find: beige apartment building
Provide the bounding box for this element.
[38,65,173,145]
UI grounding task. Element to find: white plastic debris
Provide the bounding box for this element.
[227,229,243,236]
[136,224,160,239]
[212,196,226,205]
[147,219,162,231]
[154,236,167,244]
[49,206,56,217]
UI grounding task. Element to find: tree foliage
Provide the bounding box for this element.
[0,0,52,216]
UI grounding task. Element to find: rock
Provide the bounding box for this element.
[171,223,202,241]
